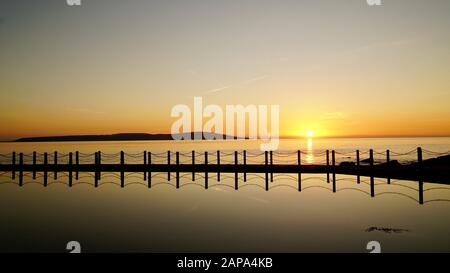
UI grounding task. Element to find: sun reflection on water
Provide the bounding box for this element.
[306,138,314,164]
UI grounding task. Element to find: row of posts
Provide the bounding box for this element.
[7,150,294,191]
[167,150,291,191]
[5,148,424,203]
[10,151,80,187]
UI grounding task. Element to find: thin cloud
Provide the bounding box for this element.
[205,85,231,94]
[204,74,269,95]
[187,69,199,76]
[348,37,420,56]
[243,75,269,84]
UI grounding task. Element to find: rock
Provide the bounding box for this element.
[422,155,450,166]
[365,227,410,234]
[379,160,402,166]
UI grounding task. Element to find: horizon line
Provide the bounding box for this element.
[2,132,450,142]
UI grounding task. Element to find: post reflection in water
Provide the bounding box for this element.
[1,139,450,252]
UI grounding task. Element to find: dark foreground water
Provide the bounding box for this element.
[0,138,449,252]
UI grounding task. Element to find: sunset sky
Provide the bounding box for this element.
[1,0,450,140]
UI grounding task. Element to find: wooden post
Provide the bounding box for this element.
[54,151,58,180]
[144,151,147,181]
[97,151,101,181]
[234,151,238,190]
[326,150,329,183]
[69,152,73,187]
[217,150,220,182]
[192,150,195,181]
[370,149,374,197]
[32,151,36,180]
[94,152,99,187]
[75,151,79,181]
[332,150,336,192]
[120,151,125,188]
[44,152,48,187]
[418,147,423,205]
[265,151,269,191]
[176,152,180,189]
[356,150,360,184]
[167,151,171,181]
[298,150,301,191]
[148,151,152,188]
[386,149,390,184]
[204,151,208,189]
[12,151,16,180]
[243,150,247,182]
[270,151,273,182]
[19,153,23,186]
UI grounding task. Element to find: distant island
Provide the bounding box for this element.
[14,133,237,142]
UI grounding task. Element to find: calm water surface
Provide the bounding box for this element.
[0,138,449,252]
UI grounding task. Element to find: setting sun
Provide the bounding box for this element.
[306,130,314,138]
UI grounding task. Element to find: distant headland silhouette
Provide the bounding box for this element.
[13,132,237,142]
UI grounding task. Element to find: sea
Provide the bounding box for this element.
[0,137,449,252]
